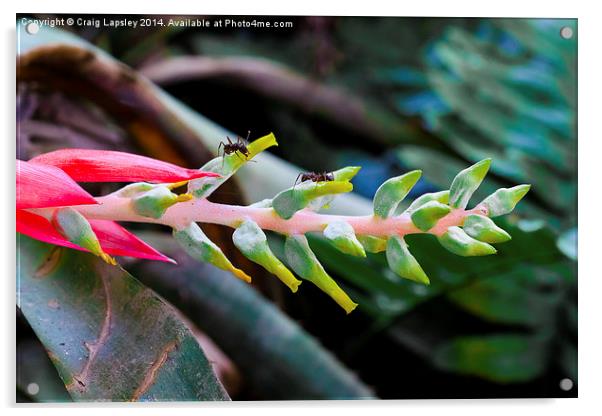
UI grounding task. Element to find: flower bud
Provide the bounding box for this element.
[272,181,353,220]
[131,186,192,219]
[357,235,387,253]
[385,236,430,285]
[373,170,422,218]
[232,219,301,292]
[173,222,251,282]
[410,200,451,231]
[462,214,511,243]
[405,190,450,213]
[449,159,491,209]
[332,166,361,182]
[284,235,357,313]
[478,185,531,217]
[112,182,155,198]
[323,221,366,257]
[437,226,497,256]
[51,207,115,265]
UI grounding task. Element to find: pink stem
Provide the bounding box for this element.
[37,195,487,238]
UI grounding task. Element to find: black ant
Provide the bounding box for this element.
[218,131,255,166]
[294,171,335,187]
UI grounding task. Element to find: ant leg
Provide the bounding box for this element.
[294,173,302,188]
[235,152,246,163]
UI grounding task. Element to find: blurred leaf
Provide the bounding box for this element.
[131,241,375,400]
[395,19,576,234]
[18,236,229,402]
[433,334,547,383]
[447,264,567,327]
[557,227,577,260]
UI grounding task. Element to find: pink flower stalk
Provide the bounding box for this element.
[15,135,530,313]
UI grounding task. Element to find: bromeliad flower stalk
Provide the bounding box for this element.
[17,133,531,314]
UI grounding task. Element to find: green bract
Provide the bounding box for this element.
[373,170,422,218]
[173,222,251,282]
[385,236,430,285]
[112,182,155,198]
[323,221,366,257]
[189,133,278,199]
[51,207,115,265]
[332,166,361,182]
[272,181,353,220]
[405,190,450,213]
[463,214,511,243]
[131,186,190,219]
[284,235,357,314]
[410,200,451,231]
[479,185,531,217]
[449,158,491,209]
[438,226,497,257]
[357,235,388,253]
[232,219,301,292]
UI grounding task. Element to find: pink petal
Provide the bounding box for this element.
[17,209,81,250]
[30,148,220,183]
[88,220,175,263]
[16,160,98,209]
[17,210,174,263]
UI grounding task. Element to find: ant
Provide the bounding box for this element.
[218,131,254,166]
[294,171,335,187]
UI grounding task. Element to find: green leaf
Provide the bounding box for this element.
[385,236,430,285]
[479,185,531,217]
[438,226,497,256]
[447,266,564,327]
[373,170,422,218]
[232,219,301,292]
[17,236,229,401]
[323,221,366,257]
[462,214,511,243]
[449,158,491,209]
[131,246,375,400]
[410,200,451,231]
[433,334,547,383]
[173,222,251,282]
[284,235,357,313]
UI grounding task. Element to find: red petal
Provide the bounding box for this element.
[88,220,175,263]
[17,209,82,250]
[30,149,220,183]
[17,160,98,209]
[17,210,174,263]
